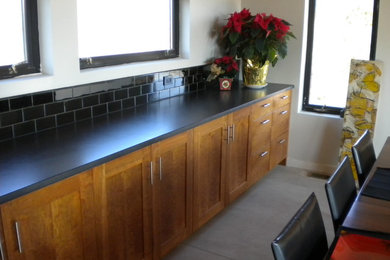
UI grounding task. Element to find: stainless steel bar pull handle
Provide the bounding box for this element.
[0,235,5,260]
[261,119,270,125]
[260,151,269,157]
[263,103,271,108]
[231,125,235,142]
[159,157,162,181]
[150,162,154,185]
[280,110,288,115]
[226,127,230,144]
[15,221,23,254]
[279,139,286,144]
[281,95,289,100]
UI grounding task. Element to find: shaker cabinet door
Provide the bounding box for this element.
[93,147,153,260]
[193,116,228,231]
[1,171,98,260]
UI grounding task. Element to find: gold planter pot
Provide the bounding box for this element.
[243,59,270,88]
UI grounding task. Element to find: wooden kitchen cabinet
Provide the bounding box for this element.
[0,170,98,260]
[151,131,193,259]
[270,90,292,168]
[0,212,6,260]
[193,116,228,230]
[247,98,273,185]
[93,147,152,260]
[226,107,251,204]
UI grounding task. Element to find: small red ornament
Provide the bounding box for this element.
[219,77,233,91]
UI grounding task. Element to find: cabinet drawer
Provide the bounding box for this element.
[273,90,292,108]
[272,104,290,138]
[251,98,273,120]
[270,132,289,169]
[248,144,271,184]
[249,113,272,152]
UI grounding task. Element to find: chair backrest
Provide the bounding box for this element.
[325,156,357,233]
[352,130,376,187]
[271,193,328,260]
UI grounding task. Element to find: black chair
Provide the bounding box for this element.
[271,193,328,260]
[352,130,376,188]
[325,156,357,233]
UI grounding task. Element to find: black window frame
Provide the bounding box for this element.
[79,0,180,70]
[0,0,40,80]
[302,0,380,116]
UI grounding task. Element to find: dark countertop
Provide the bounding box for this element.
[0,83,293,204]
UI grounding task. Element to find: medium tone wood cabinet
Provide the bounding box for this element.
[270,90,292,168]
[0,89,292,260]
[193,116,228,230]
[93,147,153,260]
[0,170,98,260]
[151,131,193,259]
[226,107,251,204]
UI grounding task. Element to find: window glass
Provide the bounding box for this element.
[0,0,25,66]
[0,0,40,79]
[303,0,378,114]
[77,0,178,68]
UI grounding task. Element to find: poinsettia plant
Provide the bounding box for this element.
[221,8,295,67]
[207,56,239,81]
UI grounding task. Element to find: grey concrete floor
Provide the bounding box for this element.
[164,165,334,260]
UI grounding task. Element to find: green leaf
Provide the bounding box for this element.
[251,28,261,38]
[229,32,240,44]
[268,48,277,62]
[255,38,265,53]
[243,47,254,59]
[271,57,278,67]
[278,44,287,59]
[286,32,296,39]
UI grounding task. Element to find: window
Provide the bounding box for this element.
[303,0,379,115]
[77,0,179,69]
[0,0,40,80]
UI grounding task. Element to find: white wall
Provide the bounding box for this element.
[242,0,344,174]
[0,0,240,99]
[242,0,390,171]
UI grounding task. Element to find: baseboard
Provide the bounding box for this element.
[286,158,336,176]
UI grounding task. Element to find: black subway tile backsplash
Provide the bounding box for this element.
[32,92,53,105]
[10,96,32,110]
[24,105,44,121]
[108,101,122,112]
[45,102,64,116]
[159,89,170,99]
[75,108,92,121]
[122,97,135,109]
[36,116,56,131]
[0,126,13,141]
[0,100,10,113]
[141,84,153,95]
[14,121,35,137]
[0,110,23,127]
[135,95,148,106]
[92,104,107,117]
[99,92,114,103]
[57,111,75,126]
[83,95,99,107]
[128,86,141,97]
[65,99,82,111]
[114,89,128,100]
[0,65,209,141]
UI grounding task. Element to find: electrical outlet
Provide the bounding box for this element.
[163,76,173,86]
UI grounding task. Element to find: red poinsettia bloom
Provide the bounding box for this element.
[227,60,239,72]
[239,8,251,19]
[253,13,272,31]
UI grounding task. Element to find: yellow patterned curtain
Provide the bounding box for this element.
[340,59,383,179]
